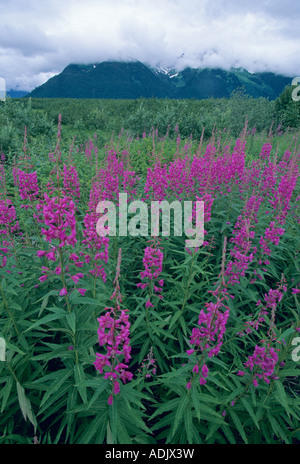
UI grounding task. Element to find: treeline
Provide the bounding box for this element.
[1,84,299,154]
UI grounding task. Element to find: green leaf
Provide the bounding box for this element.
[130,312,146,332]
[149,397,181,421]
[241,398,260,430]
[10,302,22,311]
[1,376,13,413]
[275,380,291,418]
[39,368,73,408]
[76,410,108,444]
[221,424,236,444]
[70,296,103,307]
[179,315,187,336]
[267,412,290,443]
[171,394,190,438]
[66,312,76,333]
[184,406,194,444]
[279,368,300,378]
[138,338,151,364]
[74,364,88,404]
[169,310,182,329]
[106,420,114,445]
[87,378,110,410]
[229,409,248,443]
[277,326,296,342]
[191,384,201,421]
[16,382,37,432]
[23,310,66,333]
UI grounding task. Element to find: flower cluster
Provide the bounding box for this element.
[94,249,133,405]
[81,211,109,282]
[0,199,20,270]
[238,344,279,387]
[270,159,299,224]
[259,142,272,162]
[40,194,77,248]
[0,199,19,237]
[186,286,230,387]
[62,164,80,200]
[237,280,286,387]
[88,150,138,210]
[138,237,164,308]
[144,161,169,201]
[36,193,80,295]
[260,221,285,256]
[237,285,285,338]
[14,168,40,203]
[225,195,263,285]
[137,346,157,379]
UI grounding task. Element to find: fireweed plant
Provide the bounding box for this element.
[0,117,299,445]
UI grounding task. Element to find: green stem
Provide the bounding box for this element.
[58,247,72,313]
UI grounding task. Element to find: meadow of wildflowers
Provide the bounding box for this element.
[0,115,299,445]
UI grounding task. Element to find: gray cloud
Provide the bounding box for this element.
[0,0,299,91]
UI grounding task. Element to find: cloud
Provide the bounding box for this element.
[0,0,299,91]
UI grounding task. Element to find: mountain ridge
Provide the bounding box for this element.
[26,60,292,100]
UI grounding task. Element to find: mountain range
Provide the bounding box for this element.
[25,60,292,100]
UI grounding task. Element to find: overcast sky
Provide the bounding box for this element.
[0,0,299,91]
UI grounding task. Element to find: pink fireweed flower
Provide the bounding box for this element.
[137,347,157,380]
[138,237,164,308]
[94,249,133,405]
[0,199,19,232]
[186,285,230,389]
[70,273,84,284]
[259,161,278,198]
[77,288,87,296]
[14,168,39,202]
[0,200,20,268]
[62,164,80,200]
[269,159,299,224]
[143,161,169,201]
[237,283,284,338]
[145,300,154,309]
[45,249,56,261]
[190,300,229,358]
[59,287,68,296]
[240,343,279,387]
[37,250,46,257]
[238,280,286,386]
[140,244,163,280]
[82,211,109,283]
[40,194,77,247]
[88,149,138,209]
[259,221,285,256]
[259,142,272,162]
[225,195,263,285]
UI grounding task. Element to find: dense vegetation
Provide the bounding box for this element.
[0,89,299,444]
[1,83,300,156]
